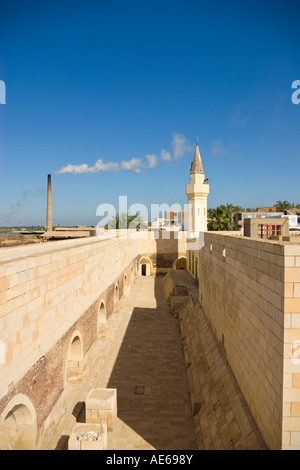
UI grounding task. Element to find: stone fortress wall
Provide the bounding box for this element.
[188,233,300,450]
[0,231,300,449]
[0,231,186,449]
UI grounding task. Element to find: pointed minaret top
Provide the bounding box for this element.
[190,140,204,174]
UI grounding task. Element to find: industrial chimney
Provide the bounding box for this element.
[46,174,53,232]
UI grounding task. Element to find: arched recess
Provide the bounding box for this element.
[130,266,134,286]
[0,394,37,450]
[174,256,187,270]
[124,273,129,297]
[139,257,152,276]
[98,300,106,335]
[114,283,119,313]
[65,332,83,385]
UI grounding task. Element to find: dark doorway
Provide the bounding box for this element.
[142,264,146,276]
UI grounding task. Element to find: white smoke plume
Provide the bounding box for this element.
[54,159,120,175]
[54,133,192,175]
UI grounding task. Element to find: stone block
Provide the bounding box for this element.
[291,314,300,328]
[292,403,300,417]
[285,268,300,283]
[293,373,300,388]
[285,298,300,314]
[283,416,300,432]
[285,282,295,298]
[285,257,295,268]
[285,246,300,256]
[291,431,300,447]
[282,431,291,446]
[294,284,300,298]
[86,388,117,431]
[68,423,107,450]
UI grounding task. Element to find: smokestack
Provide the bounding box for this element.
[46,174,52,232]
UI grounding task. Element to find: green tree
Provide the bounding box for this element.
[232,205,244,213]
[275,200,292,212]
[105,212,147,230]
[208,206,234,231]
[224,202,234,214]
[208,208,214,219]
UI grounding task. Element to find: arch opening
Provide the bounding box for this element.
[66,335,83,384]
[174,257,187,270]
[124,274,129,297]
[130,266,134,286]
[98,301,106,335]
[114,284,119,313]
[0,404,35,450]
[139,257,151,276]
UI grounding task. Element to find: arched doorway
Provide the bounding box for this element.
[0,398,36,450]
[124,274,129,297]
[98,300,106,335]
[174,257,187,270]
[114,284,119,313]
[66,334,83,384]
[139,257,151,276]
[130,266,134,286]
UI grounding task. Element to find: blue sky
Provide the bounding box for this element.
[0,0,299,226]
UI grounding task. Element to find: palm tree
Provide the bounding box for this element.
[127,213,148,230]
[232,205,244,213]
[208,208,215,219]
[208,206,234,231]
[275,200,292,212]
[225,203,234,214]
[105,212,147,230]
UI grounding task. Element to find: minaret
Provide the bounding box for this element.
[185,140,209,233]
[46,174,53,232]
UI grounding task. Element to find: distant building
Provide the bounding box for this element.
[284,214,300,232]
[256,206,277,213]
[164,210,187,228]
[233,212,284,232]
[151,217,165,228]
[244,217,289,239]
[285,208,300,216]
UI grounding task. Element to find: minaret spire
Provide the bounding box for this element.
[190,140,204,174]
[186,139,209,233]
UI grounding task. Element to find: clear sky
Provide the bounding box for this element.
[0,0,299,226]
